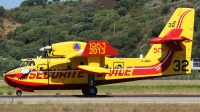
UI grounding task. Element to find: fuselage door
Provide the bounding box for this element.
[37,64,49,85]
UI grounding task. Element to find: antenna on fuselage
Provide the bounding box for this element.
[139,54,143,58]
[43,35,47,58]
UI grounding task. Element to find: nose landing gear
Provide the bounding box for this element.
[16,90,22,96]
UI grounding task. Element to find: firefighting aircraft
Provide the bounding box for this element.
[3,8,195,96]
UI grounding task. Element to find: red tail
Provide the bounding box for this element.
[82,40,119,57]
[150,29,192,51]
[150,29,191,44]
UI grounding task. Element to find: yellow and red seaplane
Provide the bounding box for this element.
[3,8,195,96]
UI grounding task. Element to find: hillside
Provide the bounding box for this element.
[0,19,21,37]
[0,0,200,60]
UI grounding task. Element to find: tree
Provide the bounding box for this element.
[20,1,28,7]
[0,6,5,17]
[101,18,112,32]
[77,30,102,41]
[0,57,18,79]
[68,23,93,36]
[53,0,60,1]
[161,5,171,15]
[116,7,127,16]
[128,28,143,42]
[151,22,165,37]
[114,0,138,10]
[7,31,15,40]
[20,0,48,7]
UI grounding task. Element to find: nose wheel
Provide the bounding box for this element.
[16,90,22,96]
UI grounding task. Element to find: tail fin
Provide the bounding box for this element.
[146,8,195,58]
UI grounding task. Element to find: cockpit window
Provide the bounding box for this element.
[21,61,29,67]
[29,61,35,66]
[19,61,35,67]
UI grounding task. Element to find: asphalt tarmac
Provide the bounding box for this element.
[1,94,200,104]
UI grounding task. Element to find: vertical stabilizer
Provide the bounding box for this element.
[146,8,195,58]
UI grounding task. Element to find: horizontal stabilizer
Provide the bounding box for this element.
[150,29,192,44]
[82,40,119,57]
[164,29,183,40]
[78,65,110,75]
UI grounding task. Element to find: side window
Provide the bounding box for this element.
[40,67,44,71]
[67,62,72,70]
[80,62,84,65]
[30,61,35,66]
[118,64,122,69]
[23,61,29,66]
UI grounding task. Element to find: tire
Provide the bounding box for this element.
[16,90,22,96]
[88,86,97,96]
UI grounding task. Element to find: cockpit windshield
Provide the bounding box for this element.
[18,61,35,67]
[5,61,35,73]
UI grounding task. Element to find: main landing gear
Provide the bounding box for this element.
[16,90,22,96]
[82,74,98,96]
[82,86,98,96]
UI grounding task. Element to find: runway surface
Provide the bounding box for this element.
[1,94,200,104]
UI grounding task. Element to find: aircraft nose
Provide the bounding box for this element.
[2,72,16,79]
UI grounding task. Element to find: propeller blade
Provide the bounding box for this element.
[39,46,52,52]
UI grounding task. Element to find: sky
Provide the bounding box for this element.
[0,0,24,9]
[0,0,67,9]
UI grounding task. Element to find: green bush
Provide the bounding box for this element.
[77,30,102,41]
[56,92,61,96]
[101,18,112,32]
[116,7,127,16]
[7,31,14,40]
[161,5,171,15]
[7,91,13,95]
[162,0,168,3]
[92,17,103,27]
[114,0,139,10]
[151,22,165,37]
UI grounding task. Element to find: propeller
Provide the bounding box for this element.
[39,32,51,82]
[39,32,52,57]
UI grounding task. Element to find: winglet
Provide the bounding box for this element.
[82,40,119,57]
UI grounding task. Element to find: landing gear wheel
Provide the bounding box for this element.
[82,89,88,96]
[16,90,22,96]
[88,86,97,96]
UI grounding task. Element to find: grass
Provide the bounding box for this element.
[56,92,61,96]
[0,103,200,112]
[106,91,112,95]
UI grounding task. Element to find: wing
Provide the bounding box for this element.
[78,40,119,75]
